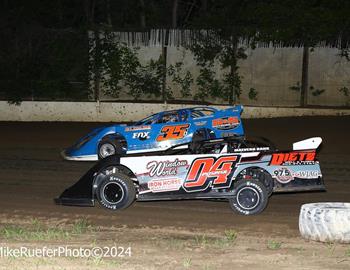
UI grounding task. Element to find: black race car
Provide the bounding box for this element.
[55,136,324,215]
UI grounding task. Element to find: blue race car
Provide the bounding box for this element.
[62,106,244,161]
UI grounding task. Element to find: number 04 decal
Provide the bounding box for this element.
[156,124,190,142]
[183,156,238,192]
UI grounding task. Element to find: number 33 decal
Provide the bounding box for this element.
[156,124,190,142]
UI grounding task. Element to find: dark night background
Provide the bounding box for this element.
[1,0,350,103]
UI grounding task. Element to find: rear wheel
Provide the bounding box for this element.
[96,172,136,210]
[229,179,269,215]
[235,168,274,197]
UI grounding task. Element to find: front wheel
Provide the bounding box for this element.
[229,179,269,215]
[96,173,136,210]
[98,137,126,159]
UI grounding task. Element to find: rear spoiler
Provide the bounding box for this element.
[293,137,322,151]
[223,105,243,115]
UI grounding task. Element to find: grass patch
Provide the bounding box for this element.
[194,235,210,247]
[0,218,93,241]
[194,230,238,249]
[154,231,238,251]
[183,257,192,268]
[167,237,186,250]
[224,229,237,242]
[267,240,282,250]
[213,238,231,249]
[345,248,350,257]
[1,225,70,241]
[324,242,336,255]
[72,218,92,234]
[151,235,188,250]
[202,265,215,270]
[296,247,305,253]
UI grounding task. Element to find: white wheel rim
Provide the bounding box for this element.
[236,187,260,210]
[99,143,116,158]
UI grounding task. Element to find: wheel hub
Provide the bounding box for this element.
[237,187,260,210]
[100,143,116,158]
[103,182,124,204]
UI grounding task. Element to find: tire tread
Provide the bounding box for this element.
[299,203,350,243]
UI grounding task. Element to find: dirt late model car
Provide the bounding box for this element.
[61,106,244,161]
[55,136,324,215]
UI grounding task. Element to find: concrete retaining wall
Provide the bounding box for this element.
[1,101,349,122]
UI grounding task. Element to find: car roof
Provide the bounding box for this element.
[154,106,218,115]
[187,106,218,112]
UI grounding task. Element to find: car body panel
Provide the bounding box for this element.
[62,106,244,161]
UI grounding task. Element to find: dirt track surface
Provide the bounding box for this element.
[0,116,350,269]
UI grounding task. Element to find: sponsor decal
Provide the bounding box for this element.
[212,117,240,130]
[270,151,316,166]
[273,168,321,184]
[147,178,182,193]
[273,167,294,183]
[221,131,236,137]
[132,131,150,140]
[183,156,238,192]
[194,121,207,126]
[156,124,190,142]
[293,170,321,179]
[234,147,270,152]
[146,159,188,177]
[125,125,151,132]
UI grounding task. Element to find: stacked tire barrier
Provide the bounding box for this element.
[299,203,350,243]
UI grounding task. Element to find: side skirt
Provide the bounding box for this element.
[137,191,234,201]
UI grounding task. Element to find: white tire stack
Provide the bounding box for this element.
[299,203,350,243]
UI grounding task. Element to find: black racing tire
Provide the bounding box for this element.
[98,137,125,159]
[229,179,269,215]
[251,168,274,197]
[96,172,136,210]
